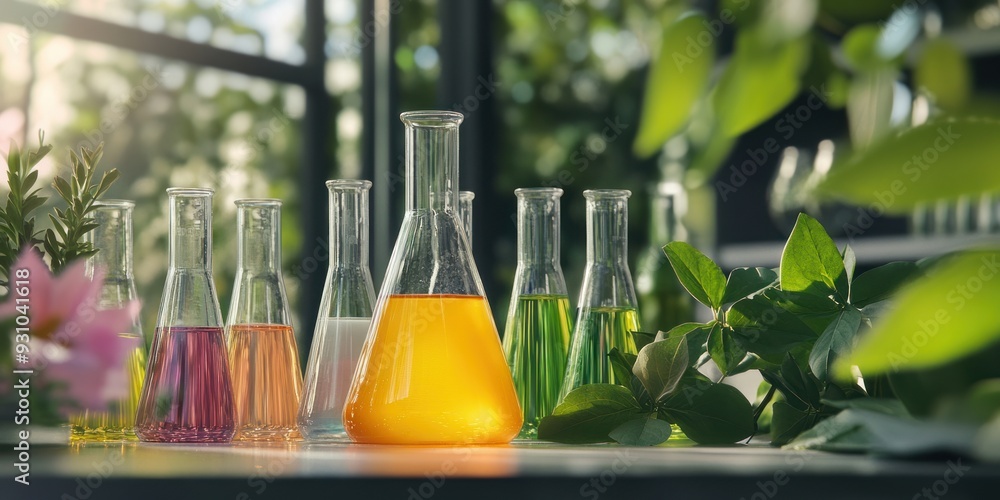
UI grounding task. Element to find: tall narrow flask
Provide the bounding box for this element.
[70,200,147,442]
[343,111,522,444]
[560,189,640,401]
[226,199,302,441]
[135,188,236,443]
[459,190,475,245]
[636,182,694,333]
[298,180,376,441]
[502,188,571,439]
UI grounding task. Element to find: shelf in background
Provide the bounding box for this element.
[718,233,1000,269]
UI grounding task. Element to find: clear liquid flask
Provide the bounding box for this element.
[226,199,302,441]
[636,181,695,333]
[560,189,640,401]
[298,180,376,441]
[343,111,522,444]
[135,188,236,443]
[70,200,147,442]
[459,190,474,245]
[502,188,571,439]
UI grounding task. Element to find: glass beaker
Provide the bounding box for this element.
[135,188,236,443]
[560,189,640,401]
[298,180,376,441]
[70,200,147,442]
[459,190,474,245]
[502,188,571,439]
[343,111,522,445]
[636,182,695,333]
[226,199,302,441]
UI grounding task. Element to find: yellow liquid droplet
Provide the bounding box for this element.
[344,294,522,444]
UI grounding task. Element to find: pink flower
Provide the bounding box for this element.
[1,248,140,415]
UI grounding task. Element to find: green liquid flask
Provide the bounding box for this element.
[560,189,639,401]
[502,188,572,439]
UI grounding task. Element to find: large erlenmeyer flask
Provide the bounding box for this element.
[70,200,147,442]
[226,199,302,441]
[343,111,522,444]
[298,180,376,441]
[135,188,236,443]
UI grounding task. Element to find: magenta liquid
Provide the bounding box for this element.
[134,326,236,443]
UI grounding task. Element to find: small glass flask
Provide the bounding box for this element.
[459,190,475,245]
[502,188,571,439]
[135,188,235,443]
[226,199,302,441]
[636,182,695,333]
[343,111,522,445]
[560,189,640,401]
[70,200,147,442]
[298,180,376,441]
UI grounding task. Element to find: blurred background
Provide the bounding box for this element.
[2,0,1000,351]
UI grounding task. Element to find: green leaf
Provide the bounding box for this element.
[713,32,809,137]
[820,397,909,417]
[916,38,970,113]
[660,383,755,444]
[633,335,688,402]
[838,250,1000,377]
[537,385,644,444]
[780,213,848,301]
[633,13,715,158]
[727,296,816,363]
[762,355,823,411]
[631,331,656,351]
[608,348,638,390]
[708,324,747,375]
[809,307,863,381]
[609,414,672,446]
[847,69,897,149]
[850,261,919,307]
[663,241,727,309]
[722,267,777,304]
[784,408,976,455]
[659,322,713,364]
[770,400,817,445]
[817,119,1000,211]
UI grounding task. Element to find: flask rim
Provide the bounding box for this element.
[326,179,373,190]
[584,189,631,200]
[166,187,214,197]
[94,199,135,209]
[400,110,464,127]
[459,191,475,201]
[234,198,282,207]
[515,187,563,199]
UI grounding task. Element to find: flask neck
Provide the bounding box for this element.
[585,191,630,266]
[86,201,134,279]
[168,190,213,271]
[516,189,562,267]
[328,180,371,268]
[402,112,463,212]
[236,200,282,273]
[650,183,687,244]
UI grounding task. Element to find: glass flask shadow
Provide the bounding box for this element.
[70,200,147,442]
[560,190,640,402]
[502,188,572,439]
[343,111,522,444]
[135,188,236,443]
[298,180,376,441]
[226,199,302,441]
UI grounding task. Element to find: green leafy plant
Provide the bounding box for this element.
[0,131,52,286]
[539,212,921,446]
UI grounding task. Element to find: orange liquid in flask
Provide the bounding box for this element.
[343,294,523,444]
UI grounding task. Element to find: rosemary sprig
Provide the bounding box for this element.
[0,131,52,285]
[43,144,120,272]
